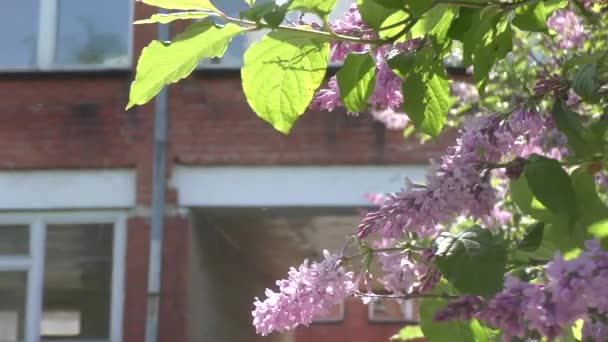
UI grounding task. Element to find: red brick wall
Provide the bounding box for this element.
[295,298,424,342]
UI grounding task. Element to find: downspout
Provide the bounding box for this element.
[145,9,170,342]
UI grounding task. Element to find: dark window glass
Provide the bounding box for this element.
[0,272,27,342]
[0,227,29,255]
[42,224,113,340]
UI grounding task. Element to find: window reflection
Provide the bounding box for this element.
[42,224,113,340]
[54,0,129,66]
[0,272,27,342]
[0,0,39,68]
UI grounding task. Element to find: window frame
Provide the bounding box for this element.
[0,0,134,72]
[0,210,127,342]
[368,298,417,323]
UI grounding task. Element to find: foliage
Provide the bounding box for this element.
[129,0,608,341]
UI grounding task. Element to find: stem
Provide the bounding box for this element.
[220,14,385,45]
[351,290,458,300]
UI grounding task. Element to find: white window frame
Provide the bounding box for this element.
[2,0,134,72]
[368,298,417,323]
[0,210,127,342]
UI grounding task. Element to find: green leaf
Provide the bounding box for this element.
[241,2,289,28]
[391,325,424,341]
[134,11,210,24]
[244,0,255,6]
[337,53,376,113]
[524,155,578,220]
[378,0,406,9]
[517,222,544,252]
[552,101,598,158]
[510,175,553,222]
[357,0,410,38]
[589,219,608,238]
[462,6,501,66]
[419,281,488,342]
[241,30,329,134]
[402,63,449,136]
[571,167,608,226]
[288,0,338,21]
[386,47,415,78]
[512,0,567,32]
[404,0,433,17]
[447,8,479,42]
[572,63,598,99]
[435,226,507,295]
[473,19,513,92]
[141,0,219,12]
[429,7,458,52]
[410,5,451,39]
[127,21,243,109]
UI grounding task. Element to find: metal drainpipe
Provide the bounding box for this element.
[145,9,170,342]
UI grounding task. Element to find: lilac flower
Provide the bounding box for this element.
[369,109,409,130]
[329,4,372,62]
[252,251,355,335]
[374,239,438,296]
[477,277,535,341]
[357,107,563,239]
[365,192,388,206]
[310,76,341,112]
[435,296,484,321]
[436,240,608,341]
[546,9,587,49]
[369,56,403,110]
[582,318,608,341]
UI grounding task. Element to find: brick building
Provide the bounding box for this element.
[0,1,453,341]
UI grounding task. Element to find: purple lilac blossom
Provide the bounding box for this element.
[434,240,608,341]
[358,109,547,239]
[546,9,587,49]
[374,239,438,296]
[369,109,409,130]
[252,250,355,335]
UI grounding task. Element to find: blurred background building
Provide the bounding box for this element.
[0,1,460,341]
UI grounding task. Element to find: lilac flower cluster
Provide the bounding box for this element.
[252,250,355,335]
[369,109,409,130]
[546,9,587,49]
[310,4,419,114]
[374,239,439,296]
[357,109,546,239]
[435,240,608,341]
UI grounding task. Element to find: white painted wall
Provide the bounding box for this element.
[172,165,427,207]
[0,170,136,210]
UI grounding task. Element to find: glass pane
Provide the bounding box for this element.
[369,299,410,322]
[42,224,113,339]
[0,272,27,342]
[55,0,129,66]
[0,227,29,255]
[0,0,39,69]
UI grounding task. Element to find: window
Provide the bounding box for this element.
[0,0,133,71]
[0,212,126,342]
[311,303,344,323]
[368,298,418,323]
[199,0,352,69]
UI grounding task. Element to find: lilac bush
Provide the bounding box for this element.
[130,0,608,340]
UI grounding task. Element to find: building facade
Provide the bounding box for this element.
[0,1,456,341]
